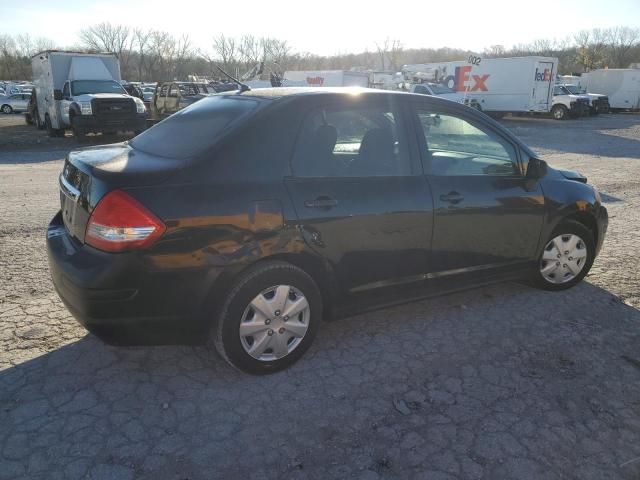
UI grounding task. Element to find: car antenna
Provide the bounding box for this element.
[216,66,250,93]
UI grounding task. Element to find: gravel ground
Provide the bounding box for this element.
[0,112,639,480]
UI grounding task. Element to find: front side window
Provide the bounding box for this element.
[292,101,411,177]
[416,109,519,176]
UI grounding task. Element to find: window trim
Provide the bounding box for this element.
[408,100,524,178]
[289,96,419,179]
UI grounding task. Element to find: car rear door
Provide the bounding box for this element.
[284,95,434,294]
[409,99,545,275]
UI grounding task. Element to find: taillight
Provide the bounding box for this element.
[85,190,166,252]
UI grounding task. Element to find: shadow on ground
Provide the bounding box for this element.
[1,281,639,479]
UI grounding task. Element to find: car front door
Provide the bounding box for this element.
[285,95,434,294]
[411,101,545,275]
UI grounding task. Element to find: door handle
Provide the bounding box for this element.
[439,191,464,204]
[304,196,338,209]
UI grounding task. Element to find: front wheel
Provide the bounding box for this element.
[1,104,12,114]
[551,104,568,120]
[532,221,595,291]
[211,261,322,374]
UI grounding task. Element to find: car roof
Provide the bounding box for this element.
[234,87,404,99]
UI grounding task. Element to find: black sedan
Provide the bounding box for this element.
[47,88,608,374]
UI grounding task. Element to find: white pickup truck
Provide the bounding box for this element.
[409,83,482,110]
[551,84,591,119]
[31,51,147,137]
[556,83,610,114]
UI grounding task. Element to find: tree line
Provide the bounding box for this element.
[1,24,639,82]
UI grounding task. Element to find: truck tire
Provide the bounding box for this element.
[71,116,84,139]
[551,105,568,120]
[45,114,64,138]
[35,111,44,130]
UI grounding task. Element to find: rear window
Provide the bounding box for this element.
[130,96,260,159]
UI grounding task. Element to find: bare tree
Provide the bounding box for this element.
[608,26,640,67]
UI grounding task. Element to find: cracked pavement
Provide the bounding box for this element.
[1,114,640,479]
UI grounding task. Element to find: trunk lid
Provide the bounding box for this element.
[60,143,183,243]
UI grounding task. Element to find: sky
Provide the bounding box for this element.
[2,0,640,56]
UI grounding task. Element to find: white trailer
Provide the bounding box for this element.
[31,51,146,136]
[583,69,640,110]
[282,70,370,88]
[402,56,558,114]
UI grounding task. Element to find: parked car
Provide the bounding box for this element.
[47,88,608,374]
[409,82,482,109]
[1,93,31,113]
[149,81,213,121]
[141,86,155,103]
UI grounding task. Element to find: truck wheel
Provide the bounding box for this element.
[45,114,64,138]
[71,117,84,139]
[1,105,12,114]
[35,111,44,130]
[551,105,568,120]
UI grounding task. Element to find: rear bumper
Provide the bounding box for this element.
[73,113,147,133]
[46,211,215,345]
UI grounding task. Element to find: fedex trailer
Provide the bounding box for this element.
[583,69,640,111]
[402,56,558,115]
[283,70,370,88]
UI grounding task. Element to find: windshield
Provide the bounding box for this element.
[129,95,261,159]
[428,83,455,95]
[71,80,126,96]
[563,85,583,95]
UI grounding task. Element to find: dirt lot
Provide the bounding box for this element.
[1,111,639,480]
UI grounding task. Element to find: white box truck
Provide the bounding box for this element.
[402,56,559,115]
[31,51,147,137]
[583,69,640,111]
[282,70,370,88]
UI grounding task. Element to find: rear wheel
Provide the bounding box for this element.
[211,261,322,374]
[551,104,568,120]
[45,114,64,138]
[71,116,84,139]
[532,221,595,291]
[1,104,12,114]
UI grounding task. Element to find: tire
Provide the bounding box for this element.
[71,116,84,139]
[25,113,33,125]
[551,104,568,120]
[35,111,44,130]
[45,114,64,138]
[211,261,322,374]
[1,104,12,114]
[531,220,596,291]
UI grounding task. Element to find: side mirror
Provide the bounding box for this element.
[526,157,548,179]
[53,89,63,101]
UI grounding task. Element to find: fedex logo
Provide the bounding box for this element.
[443,65,489,92]
[306,76,324,86]
[534,68,553,82]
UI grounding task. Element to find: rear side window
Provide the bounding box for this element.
[130,96,260,159]
[292,102,411,177]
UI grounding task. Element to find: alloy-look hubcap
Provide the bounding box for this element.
[239,285,310,361]
[539,234,588,284]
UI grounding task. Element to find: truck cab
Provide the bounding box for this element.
[59,79,147,137]
[551,85,590,120]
